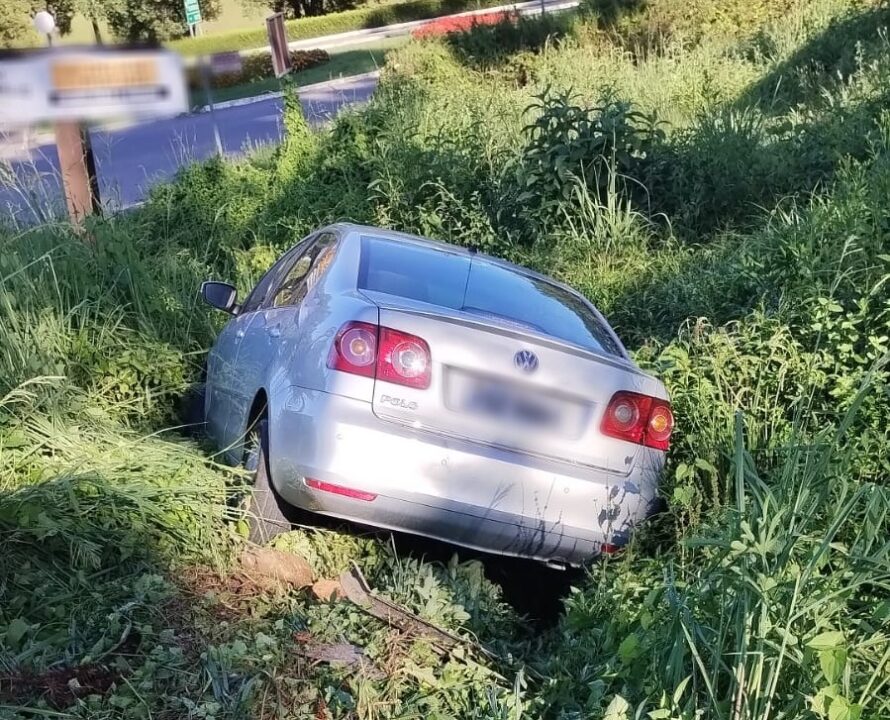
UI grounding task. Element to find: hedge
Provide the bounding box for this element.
[185,49,330,89]
[167,0,507,56]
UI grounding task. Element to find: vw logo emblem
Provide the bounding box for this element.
[514,350,539,373]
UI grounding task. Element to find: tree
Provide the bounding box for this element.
[44,0,119,43]
[104,0,220,42]
[243,0,359,20]
[0,0,45,48]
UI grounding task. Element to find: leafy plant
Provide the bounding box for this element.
[513,89,664,224]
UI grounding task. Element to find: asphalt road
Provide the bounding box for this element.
[0,72,377,224]
[0,0,581,225]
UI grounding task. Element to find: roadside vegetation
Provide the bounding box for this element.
[2,0,889,718]
[187,38,407,107]
[167,0,509,56]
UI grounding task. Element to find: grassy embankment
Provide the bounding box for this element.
[2,0,889,718]
[190,37,408,107]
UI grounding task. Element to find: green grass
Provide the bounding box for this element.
[3,0,890,718]
[189,36,407,107]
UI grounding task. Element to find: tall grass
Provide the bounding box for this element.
[2,0,890,717]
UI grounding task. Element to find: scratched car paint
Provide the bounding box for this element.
[201,223,673,566]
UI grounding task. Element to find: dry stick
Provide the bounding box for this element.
[338,563,494,660]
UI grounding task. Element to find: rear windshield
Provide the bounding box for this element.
[358,236,622,356]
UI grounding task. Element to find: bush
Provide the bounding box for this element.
[444,11,574,66]
[185,48,330,90]
[411,8,511,37]
[512,90,664,222]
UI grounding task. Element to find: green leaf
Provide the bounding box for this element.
[819,649,846,684]
[827,695,861,720]
[618,633,641,664]
[672,676,692,706]
[807,631,844,650]
[6,618,29,647]
[603,694,630,720]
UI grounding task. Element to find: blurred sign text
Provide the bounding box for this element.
[0,48,188,126]
[210,51,242,76]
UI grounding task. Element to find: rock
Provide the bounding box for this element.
[311,578,343,602]
[239,546,313,590]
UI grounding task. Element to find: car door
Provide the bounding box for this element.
[232,233,340,437]
[206,310,254,450]
[206,236,314,455]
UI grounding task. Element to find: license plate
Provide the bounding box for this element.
[463,379,558,427]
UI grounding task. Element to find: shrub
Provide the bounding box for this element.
[512,90,664,223]
[4,2,890,718]
[444,11,574,66]
[185,48,330,91]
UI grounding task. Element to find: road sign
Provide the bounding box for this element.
[0,47,188,126]
[184,0,202,25]
[266,13,292,78]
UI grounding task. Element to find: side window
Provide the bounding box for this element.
[267,233,338,309]
[239,236,314,314]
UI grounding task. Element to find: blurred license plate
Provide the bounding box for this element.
[463,379,559,427]
[51,58,158,90]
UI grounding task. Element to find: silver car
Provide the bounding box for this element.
[201,223,672,566]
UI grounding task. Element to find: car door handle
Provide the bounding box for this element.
[267,325,281,338]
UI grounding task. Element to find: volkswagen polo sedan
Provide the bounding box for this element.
[201,223,672,566]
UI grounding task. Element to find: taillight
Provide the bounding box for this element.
[327,322,431,389]
[329,321,378,378]
[645,401,674,450]
[601,391,673,451]
[377,327,431,389]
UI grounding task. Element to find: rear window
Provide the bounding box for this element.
[358,236,621,356]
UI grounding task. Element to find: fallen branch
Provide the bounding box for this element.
[338,564,493,660]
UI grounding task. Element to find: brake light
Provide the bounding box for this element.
[377,327,431,389]
[601,391,673,451]
[328,322,431,389]
[329,321,378,378]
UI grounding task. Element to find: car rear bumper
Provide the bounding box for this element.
[268,387,663,565]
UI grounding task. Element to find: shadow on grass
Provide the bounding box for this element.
[643,1,890,236]
[739,4,890,115]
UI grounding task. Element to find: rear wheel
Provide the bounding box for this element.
[244,417,292,544]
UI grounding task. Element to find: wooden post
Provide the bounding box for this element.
[54,121,101,225]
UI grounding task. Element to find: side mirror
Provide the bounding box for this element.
[201,281,238,314]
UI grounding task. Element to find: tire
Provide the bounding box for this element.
[244,417,293,544]
[178,382,206,437]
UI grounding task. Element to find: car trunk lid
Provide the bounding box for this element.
[364,293,660,475]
